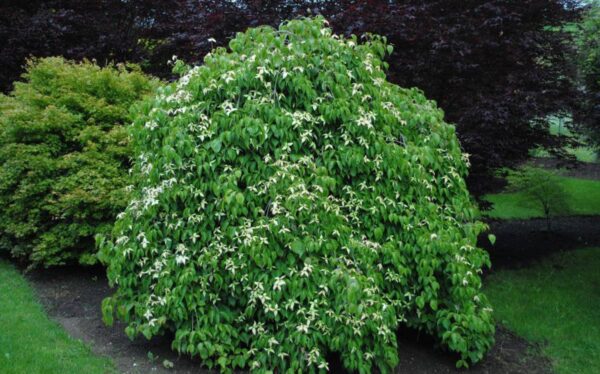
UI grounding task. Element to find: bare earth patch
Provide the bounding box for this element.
[27,266,551,374]
[482,216,600,269]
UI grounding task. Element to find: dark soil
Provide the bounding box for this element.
[24,213,599,373]
[27,265,552,374]
[27,266,205,374]
[480,215,600,270]
[394,326,551,374]
[19,156,599,372]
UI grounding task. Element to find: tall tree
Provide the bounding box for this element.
[574,1,600,146]
[1,1,131,92]
[0,1,581,191]
[125,0,583,189]
[323,1,579,189]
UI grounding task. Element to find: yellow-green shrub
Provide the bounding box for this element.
[0,57,159,266]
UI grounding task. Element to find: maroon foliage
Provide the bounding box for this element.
[0,1,581,191]
[323,1,580,189]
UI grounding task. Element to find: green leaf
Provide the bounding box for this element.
[210,139,222,153]
[374,226,384,240]
[290,240,304,256]
[430,299,438,311]
[235,192,245,205]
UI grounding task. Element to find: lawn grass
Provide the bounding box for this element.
[531,147,598,163]
[0,260,115,374]
[484,248,600,374]
[530,115,598,163]
[484,175,600,219]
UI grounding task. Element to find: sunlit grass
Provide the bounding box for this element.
[485,248,600,374]
[530,115,598,163]
[484,174,600,219]
[0,260,115,374]
[531,147,598,163]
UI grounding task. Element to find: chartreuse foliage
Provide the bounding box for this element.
[99,17,494,372]
[0,57,158,266]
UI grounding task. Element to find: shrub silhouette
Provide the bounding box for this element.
[505,166,571,231]
[99,18,494,372]
[0,57,158,266]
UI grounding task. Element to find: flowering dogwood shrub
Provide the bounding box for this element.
[99,17,494,372]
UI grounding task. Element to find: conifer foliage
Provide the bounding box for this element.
[99,18,494,372]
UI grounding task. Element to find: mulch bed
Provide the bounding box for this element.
[27,251,560,374]
[480,215,600,270]
[27,265,203,374]
[20,214,599,373]
[18,156,600,372]
[24,148,600,373]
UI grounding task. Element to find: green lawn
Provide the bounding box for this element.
[484,175,600,219]
[485,248,600,374]
[0,260,115,374]
[530,115,598,163]
[532,147,598,163]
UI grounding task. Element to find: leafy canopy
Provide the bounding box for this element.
[0,57,158,266]
[574,1,600,145]
[1,1,580,189]
[99,17,494,372]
